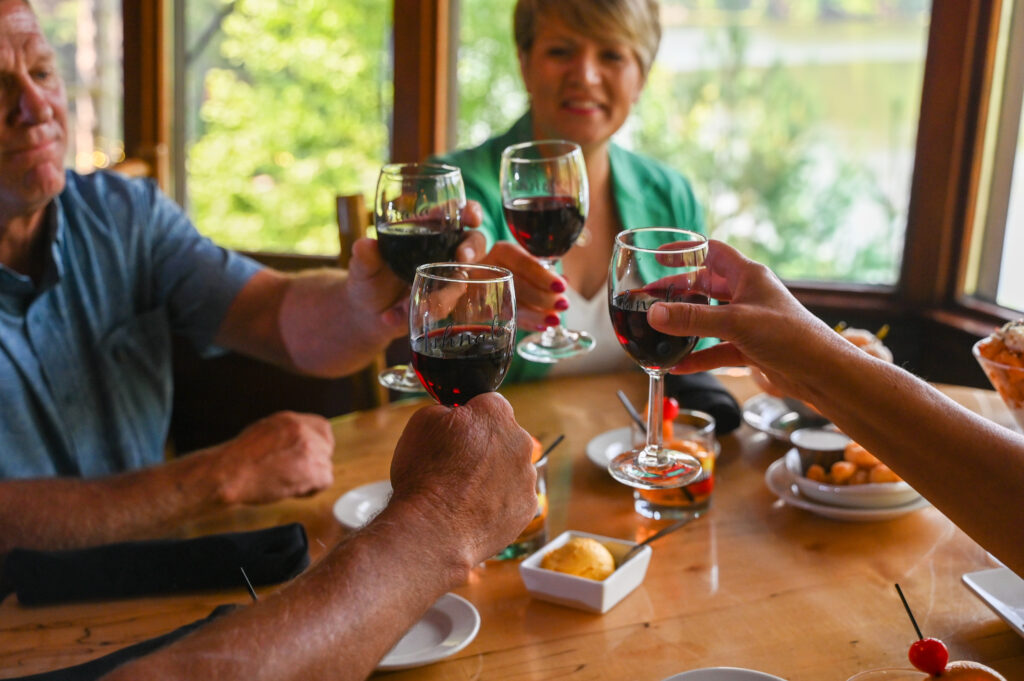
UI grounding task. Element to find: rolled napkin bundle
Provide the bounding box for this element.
[1,523,309,606]
[665,371,741,435]
[5,604,238,681]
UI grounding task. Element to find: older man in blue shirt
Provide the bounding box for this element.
[0,0,488,556]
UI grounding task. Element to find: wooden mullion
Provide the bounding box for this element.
[391,0,450,162]
[900,0,1001,308]
[122,0,170,189]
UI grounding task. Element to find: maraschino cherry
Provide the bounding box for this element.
[895,583,949,676]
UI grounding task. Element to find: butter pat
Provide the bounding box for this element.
[540,536,615,581]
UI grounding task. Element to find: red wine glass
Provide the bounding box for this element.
[410,263,516,407]
[607,227,710,489]
[499,140,593,363]
[375,162,466,392]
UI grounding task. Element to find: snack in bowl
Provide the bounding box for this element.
[805,441,905,486]
[973,320,1024,430]
[786,438,919,509]
[540,536,615,581]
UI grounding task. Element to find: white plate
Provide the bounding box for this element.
[962,567,1024,639]
[743,393,831,443]
[660,668,787,681]
[332,480,392,530]
[377,592,481,670]
[586,427,720,470]
[765,458,930,522]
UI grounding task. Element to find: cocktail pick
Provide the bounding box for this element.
[240,566,259,603]
[895,583,948,675]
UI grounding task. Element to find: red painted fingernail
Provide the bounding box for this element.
[544,314,561,326]
[550,280,566,293]
[554,298,569,311]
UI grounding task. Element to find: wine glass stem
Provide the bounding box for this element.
[538,257,569,343]
[644,370,666,458]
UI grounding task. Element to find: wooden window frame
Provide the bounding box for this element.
[122,0,1017,386]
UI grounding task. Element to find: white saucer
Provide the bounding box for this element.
[585,426,633,469]
[660,668,786,681]
[962,566,1024,639]
[332,480,392,530]
[586,427,721,471]
[377,592,481,670]
[764,458,930,522]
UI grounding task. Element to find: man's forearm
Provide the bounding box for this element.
[100,498,469,681]
[0,451,229,556]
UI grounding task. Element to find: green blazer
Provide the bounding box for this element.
[435,113,707,383]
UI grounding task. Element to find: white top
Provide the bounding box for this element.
[548,282,638,377]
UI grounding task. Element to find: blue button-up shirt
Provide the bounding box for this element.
[0,170,261,479]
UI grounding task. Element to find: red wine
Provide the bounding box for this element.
[503,196,585,258]
[609,289,708,371]
[376,218,463,283]
[411,324,514,407]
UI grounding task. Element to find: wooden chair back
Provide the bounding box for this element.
[336,194,389,408]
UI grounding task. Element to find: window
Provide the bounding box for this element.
[38,0,124,172]
[966,0,1024,314]
[453,0,930,286]
[175,0,393,255]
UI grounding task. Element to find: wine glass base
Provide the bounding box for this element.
[608,448,702,490]
[378,366,425,393]
[516,330,595,364]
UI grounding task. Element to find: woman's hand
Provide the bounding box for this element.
[479,241,568,331]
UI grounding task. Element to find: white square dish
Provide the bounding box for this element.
[519,530,651,614]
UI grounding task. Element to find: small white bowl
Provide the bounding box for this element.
[784,449,920,509]
[519,530,651,613]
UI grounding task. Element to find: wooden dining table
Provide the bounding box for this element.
[2,370,1023,680]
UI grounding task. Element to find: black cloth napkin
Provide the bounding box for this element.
[5,604,238,681]
[1,523,309,606]
[665,371,742,435]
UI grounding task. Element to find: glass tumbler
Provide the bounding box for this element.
[632,409,717,520]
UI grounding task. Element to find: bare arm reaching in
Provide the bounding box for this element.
[647,240,1024,576]
[100,392,537,681]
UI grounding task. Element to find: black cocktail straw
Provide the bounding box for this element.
[240,566,259,603]
[616,390,647,434]
[895,583,923,640]
[542,434,565,458]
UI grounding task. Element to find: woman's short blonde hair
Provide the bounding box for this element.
[514,0,662,76]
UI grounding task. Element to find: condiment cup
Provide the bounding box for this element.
[519,530,651,614]
[789,426,850,473]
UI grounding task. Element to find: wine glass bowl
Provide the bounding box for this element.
[607,228,710,489]
[375,163,466,392]
[500,140,594,363]
[409,263,516,407]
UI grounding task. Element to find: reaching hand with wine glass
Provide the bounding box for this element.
[500,139,593,363]
[645,239,1024,576]
[607,227,711,489]
[409,263,517,407]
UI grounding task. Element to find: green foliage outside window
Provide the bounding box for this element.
[186,0,391,255]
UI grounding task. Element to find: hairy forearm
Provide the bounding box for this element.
[277,270,394,377]
[801,345,1024,574]
[0,451,228,556]
[101,499,468,681]
[218,269,397,378]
